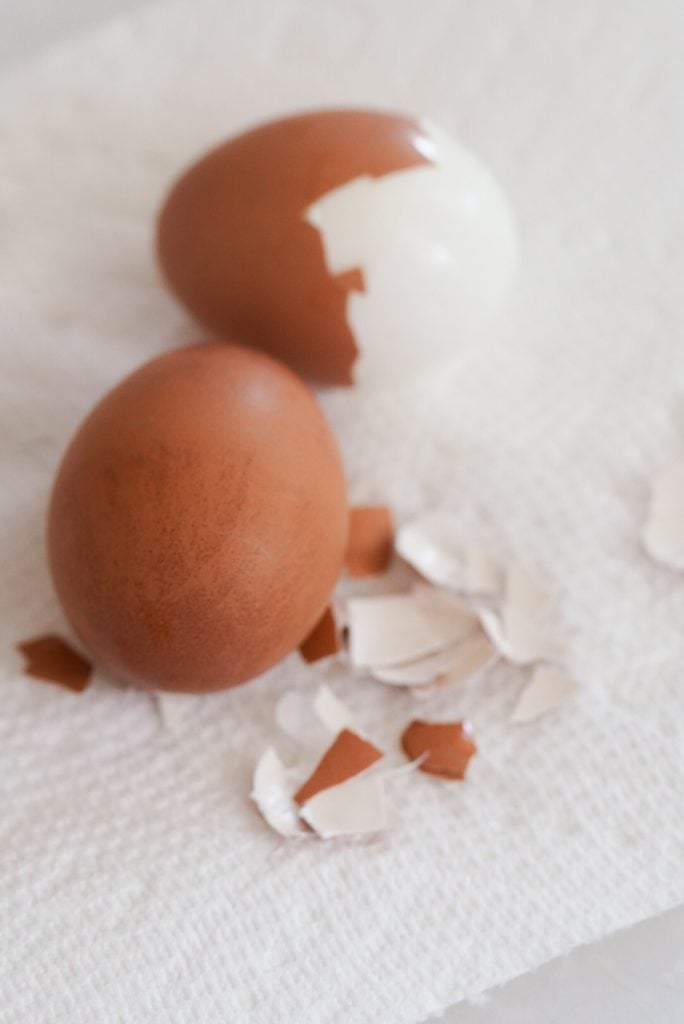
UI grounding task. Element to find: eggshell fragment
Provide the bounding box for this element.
[251,748,304,838]
[478,609,551,666]
[478,561,556,665]
[440,629,499,686]
[370,643,468,687]
[293,729,384,805]
[386,628,498,694]
[275,689,325,745]
[395,513,502,597]
[17,634,91,692]
[642,461,684,569]
[276,684,359,755]
[395,512,464,590]
[299,606,341,663]
[401,720,477,780]
[313,684,360,736]
[300,773,397,839]
[510,666,579,723]
[47,343,348,692]
[348,586,478,669]
[345,505,394,577]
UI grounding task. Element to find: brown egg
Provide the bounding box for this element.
[47,342,348,693]
[156,109,429,385]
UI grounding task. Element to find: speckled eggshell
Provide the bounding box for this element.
[47,342,348,693]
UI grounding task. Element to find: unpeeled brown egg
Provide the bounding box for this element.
[47,343,348,693]
[157,109,518,387]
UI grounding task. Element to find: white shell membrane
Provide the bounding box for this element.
[306,120,519,386]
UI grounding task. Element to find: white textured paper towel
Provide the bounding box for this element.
[1,2,684,1022]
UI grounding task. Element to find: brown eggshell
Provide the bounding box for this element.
[47,342,348,693]
[156,109,429,384]
[401,719,477,780]
[293,729,384,806]
[17,634,92,693]
[298,605,340,664]
[345,505,394,577]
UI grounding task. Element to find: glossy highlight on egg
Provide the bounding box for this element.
[157,109,518,387]
[47,342,349,693]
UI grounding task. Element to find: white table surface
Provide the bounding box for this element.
[1,1,682,1020]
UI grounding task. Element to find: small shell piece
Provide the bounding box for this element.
[293,729,384,805]
[401,719,477,780]
[478,561,555,666]
[643,461,684,569]
[17,634,92,692]
[345,506,394,577]
[510,666,579,723]
[300,773,398,839]
[251,748,304,838]
[395,512,465,591]
[313,684,360,735]
[347,587,478,669]
[371,627,496,688]
[395,514,503,598]
[299,606,341,663]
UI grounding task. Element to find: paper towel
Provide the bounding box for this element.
[1,1,684,1022]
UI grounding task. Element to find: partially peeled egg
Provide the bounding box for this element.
[157,109,518,386]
